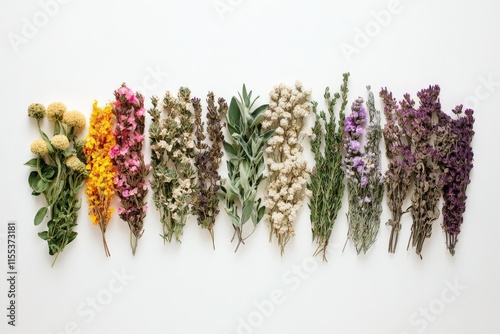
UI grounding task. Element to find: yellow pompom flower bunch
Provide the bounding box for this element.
[25,101,88,266]
[83,100,116,257]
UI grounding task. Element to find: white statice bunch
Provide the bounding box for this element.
[263,81,312,255]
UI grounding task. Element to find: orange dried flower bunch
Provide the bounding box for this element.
[84,101,116,257]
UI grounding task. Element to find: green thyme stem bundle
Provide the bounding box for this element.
[193,92,227,249]
[307,73,349,261]
[221,85,273,251]
[342,87,384,254]
[149,87,197,243]
[263,81,311,255]
[26,102,88,266]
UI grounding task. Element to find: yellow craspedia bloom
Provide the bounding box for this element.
[30,139,48,155]
[50,134,69,151]
[46,102,67,122]
[65,155,87,174]
[63,110,86,130]
[27,103,46,119]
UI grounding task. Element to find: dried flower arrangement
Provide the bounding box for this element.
[263,81,311,255]
[435,105,474,255]
[149,87,197,243]
[110,84,150,255]
[221,85,273,251]
[84,101,116,257]
[342,87,384,254]
[26,102,88,265]
[193,92,227,248]
[308,73,349,261]
[403,86,444,257]
[379,88,414,253]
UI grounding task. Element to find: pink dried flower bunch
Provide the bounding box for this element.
[110,83,150,255]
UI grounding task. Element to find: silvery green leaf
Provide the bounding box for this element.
[261,130,274,143]
[24,158,38,168]
[228,97,241,128]
[241,201,253,224]
[223,141,237,158]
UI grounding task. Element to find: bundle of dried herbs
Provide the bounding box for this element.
[221,85,273,251]
[149,87,197,243]
[263,81,311,255]
[308,73,349,261]
[193,92,227,249]
[342,87,384,254]
[25,102,88,265]
[404,86,444,257]
[435,105,475,255]
[379,88,414,253]
[110,84,150,255]
[84,101,116,257]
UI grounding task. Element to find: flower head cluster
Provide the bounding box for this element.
[83,101,117,257]
[342,87,384,255]
[380,88,415,253]
[193,92,227,248]
[263,81,311,255]
[110,84,150,255]
[435,105,474,256]
[25,101,88,265]
[149,87,197,243]
[31,138,49,155]
[46,102,66,121]
[51,134,70,151]
[308,73,350,261]
[63,110,86,130]
[28,103,46,119]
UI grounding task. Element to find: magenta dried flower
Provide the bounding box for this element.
[110,83,150,255]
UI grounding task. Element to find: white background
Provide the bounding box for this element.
[1,0,499,333]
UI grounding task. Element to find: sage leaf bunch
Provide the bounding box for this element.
[221,85,273,251]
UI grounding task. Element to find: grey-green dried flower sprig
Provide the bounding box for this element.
[342,87,384,254]
[220,85,273,251]
[307,73,350,261]
[193,92,227,249]
[149,87,197,243]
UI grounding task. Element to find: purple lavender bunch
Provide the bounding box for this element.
[193,92,227,249]
[404,85,444,257]
[342,87,384,254]
[380,88,414,253]
[435,105,474,256]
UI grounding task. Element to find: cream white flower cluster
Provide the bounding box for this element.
[263,81,311,254]
[149,88,197,243]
